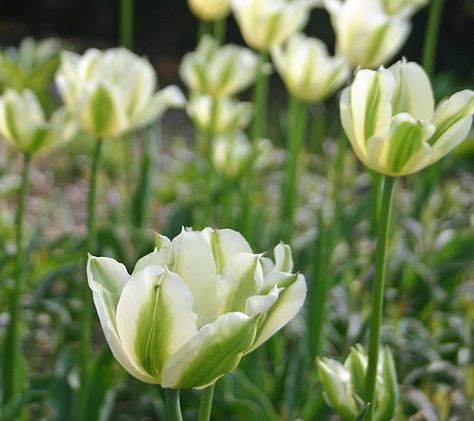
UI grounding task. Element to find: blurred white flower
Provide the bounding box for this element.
[188,0,231,21]
[213,131,252,179]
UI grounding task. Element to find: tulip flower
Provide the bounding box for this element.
[88,228,306,389]
[317,345,398,421]
[324,0,411,69]
[187,94,252,135]
[340,59,474,176]
[56,48,185,139]
[381,0,427,17]
[231,0,319,52]
[188,0,231,21]
[180,36,258,98]
[272,33,350,103]
[0,88,76,154]
[213,132,252,179]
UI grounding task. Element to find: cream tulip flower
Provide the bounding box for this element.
[231,0,319,52]
[56,48,185,139]
[324,0,411,69]
[0,89,76,154]
[272,33,350,103]
[180,36,259,97]
[340,59,474,176]
[213,131,252,179]
[188,0,231,21]
[187,94,252,135]
[381,0,427,17]
[87,228,306,389]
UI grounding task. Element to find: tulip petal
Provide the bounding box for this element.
[132,249,170,276]
[116,267,197,380]
[247,273,306,351]
[161,312,258,389]
[273,242,293,273]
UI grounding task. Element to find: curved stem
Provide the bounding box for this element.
[2,152,32,404]
[198,383,215,421]
[120,0,134,49]
[365,176,396,421]
[422,0,445,77]
[165,389,184,421]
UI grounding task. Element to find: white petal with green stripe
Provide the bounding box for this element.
[161,312,258,389]
[116,266,197,381]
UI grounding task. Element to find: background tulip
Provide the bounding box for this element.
[180,36,258,97]
[213,132,252,179]
[381,0,427,17]
[0,88,76,154]
[340,60,474,176]
[324,0,411,69]
[272,33,350,103]
[56,48,185,139]
[88,228,306,389]
[188,0,231,21]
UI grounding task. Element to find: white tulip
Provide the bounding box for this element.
[212,131,252,179]
[56,48,185,139]
[88,228,306,389]
[272,33,350,103]
[188,0,231,21]
[340,59,474,176]
[324,0,411,68]
[180,36,259,97]
[231,0,319,52]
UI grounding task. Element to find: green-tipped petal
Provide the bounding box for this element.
[345,345,368,400]
[116,267,197,381]
[273,242,293,273]
[161,312,258,389]
[375,348,399,421]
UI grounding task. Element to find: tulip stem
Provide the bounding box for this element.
[198,21,212,42]
[2,152,32,404]
[165,389,184,421]
[198,383,215,421]
[78,138,104,415]
[365,176,396,421]
[422,0,445,77]
[282,94,307,243]
[120,0,134,49]
[213,18,227,44]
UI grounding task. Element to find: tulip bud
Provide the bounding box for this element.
[187,94,252,135]
[231,0,319,52]
[87,228,306,389]
[340,59,474,176]
[180,36,259,97]
[324,0,411,68]
[56,48,185,139]
[272,33,350,103]
[188,0,231,21]
[0,89,77,154]
[212,132,252,179]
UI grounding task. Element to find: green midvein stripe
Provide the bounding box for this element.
[429,100,474,145]
[387,122,423,172]
[364,73,382,141]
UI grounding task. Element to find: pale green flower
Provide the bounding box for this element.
[324,0,411,68]
[231,0,319,52]
[187,94,252,135]
[341,59,474,176]
[56,48,185,139]
[212,131,252,179]
[272,33,350,103]
[0,89,76,154]
[188,0,231,21]
[180,36,259,97]
[87,228,306,389]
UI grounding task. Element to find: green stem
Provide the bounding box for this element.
[282,95,308,243]
[2,152,32,404]
[165,389,184,421]
[119,0,134,49]
[198,383,215,421]
[213,18,227,44]
[198,21,211,42]
[365,176,396,421]
[79,138,103,413]
[421,0,445,77]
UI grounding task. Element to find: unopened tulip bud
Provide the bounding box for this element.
[272,33,350,103]
[341,59,474,176]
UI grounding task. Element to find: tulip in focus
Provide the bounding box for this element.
[188,0,231,21]
[0,89,76,154]
[213,132,252,179]
[272,33,350,103]
[187,94,252,135]
[317,345,398,421]
[56,48,185,139]
[88,228,306,389]
[324,0,411,69]
[340,59,474,176]
[180,36,258,98]
[231,0,319,52]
